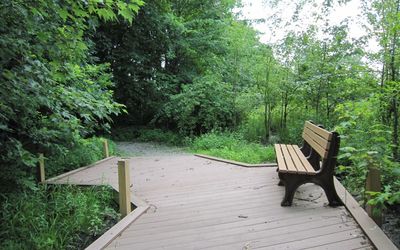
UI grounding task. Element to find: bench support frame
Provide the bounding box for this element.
[278,126,343,207]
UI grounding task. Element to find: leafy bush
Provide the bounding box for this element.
[239,108,267,143]
[159,73,238,135]
[45,137,116,179]
[110,127,142,141]
[0,185,119,249]
[335,99,400,208]
[111,127,187,146]
[0,136,116,193]
[191,132,275,164]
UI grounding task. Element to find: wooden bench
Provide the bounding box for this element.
[274,121,343,207]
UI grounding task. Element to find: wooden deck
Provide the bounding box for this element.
[46,155,376,249]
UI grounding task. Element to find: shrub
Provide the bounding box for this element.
[111,127,187,146]
[0,185,118,249]
[45,137,116,179]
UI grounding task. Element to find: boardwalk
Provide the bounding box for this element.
[47,155,374,249]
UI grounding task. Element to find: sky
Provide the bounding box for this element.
[235,0,379,53]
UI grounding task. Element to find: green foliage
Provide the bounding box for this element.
[0,0,143,190]
[46,137,117,178]
[0,185,118,249]
[335,98,400,207]
[94,0,247,133]
[239,107,267,142]
[191,132,275,164]
[111,127,186,146]
[161,74,237,134]
[367,184,400,211]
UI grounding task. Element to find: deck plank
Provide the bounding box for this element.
[48,155,376,250]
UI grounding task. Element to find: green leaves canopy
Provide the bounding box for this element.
[0,0,143,190]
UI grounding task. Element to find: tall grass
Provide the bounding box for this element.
[0,137,120,249]
[191,132,275,164]
[0,185,118,249]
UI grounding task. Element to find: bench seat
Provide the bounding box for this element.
[275,144,316,175]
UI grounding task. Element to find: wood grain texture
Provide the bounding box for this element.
[276,144,316,175]
[302,131,329,158]
[304,121,332,140]
[103,139,110,158]
[118,160,131,217]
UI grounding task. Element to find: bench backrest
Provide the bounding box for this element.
[302,121,333,159]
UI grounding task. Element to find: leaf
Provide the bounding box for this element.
[58,8,69,22]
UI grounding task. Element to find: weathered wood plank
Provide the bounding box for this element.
[286,145,307,173]
[292,145,316,174]
[274,144,287,172]
[334,177,397,250]
[115,209,342,244]
[302,131,329,158]
[304,126,331,149]
[280,144,298,172]
[47,155,377,250]
[114,218,356,249]
[305,121,332,140]
[118,160,132,217]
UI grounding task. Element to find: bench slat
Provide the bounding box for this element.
[280,144,298,173]
[275,144,316,175]
[305,121,332,140]
[302,132,329,159]
[292,145,316,174]
[304,126,331,150]
[286,145,307,173]
[275,144,288,172]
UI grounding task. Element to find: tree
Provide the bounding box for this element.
[363,0,400,161]
[0,0,143,190]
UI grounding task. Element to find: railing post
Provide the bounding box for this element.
[38,153,45,183]
[118,159,131,217]
[365,166,382,226]
[103,139,109,158]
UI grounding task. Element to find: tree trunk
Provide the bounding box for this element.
[283,97,288,129]
[326,81,330,123]
[393,97,399,161]
[389,0,400,161]
[264,101,269,143]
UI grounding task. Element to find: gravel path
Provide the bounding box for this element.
[116,141,189,157]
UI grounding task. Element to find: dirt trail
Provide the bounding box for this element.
[116,141,189,157]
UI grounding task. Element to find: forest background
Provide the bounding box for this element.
[0,0,399,248]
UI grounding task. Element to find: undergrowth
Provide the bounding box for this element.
[191,132,275,164]
[0,185,119,250]
[111,127,186,146]
[46,137,117,179]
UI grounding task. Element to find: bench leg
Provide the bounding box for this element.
[277,172,284,186]
[320,178,343,207]
[281,178,301,206]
